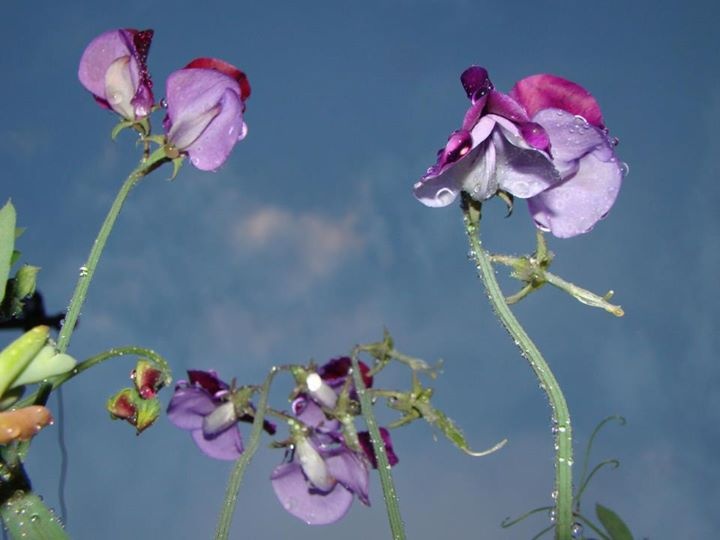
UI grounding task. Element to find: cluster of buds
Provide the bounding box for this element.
[107,358,171,434]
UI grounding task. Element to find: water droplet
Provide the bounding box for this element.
[29,514,39,523]
[79,266,89,277]
[160,98,168,108]
[619,162,630,176]
[548,508,557,523]
[550,489,558,500]
[571,522,584,538]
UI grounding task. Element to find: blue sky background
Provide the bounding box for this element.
[2,1,719,538]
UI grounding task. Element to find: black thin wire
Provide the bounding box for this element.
[56,387,69,524]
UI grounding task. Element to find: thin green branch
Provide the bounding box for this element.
[351,352,406,540]
[215,368,277,540]
[461,196,573,540]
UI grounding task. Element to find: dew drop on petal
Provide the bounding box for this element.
[619,162,630,176]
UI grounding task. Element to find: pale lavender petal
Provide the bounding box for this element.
[511,74,604,128]
[492,130,559,199]
[271,462,354,525]
[293,398,341,434]
[533,109,606,166]
[166,69,240,141]
[412,174,461,207]
[166,387,216,430]
[326,451,370,506]
[191,425,243,461]
[78,30,134,100]
[459,136,496,201]
[528,151,622,238]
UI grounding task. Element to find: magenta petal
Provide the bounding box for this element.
[486,90,529,124]
[184,88,245,171]
[271,463,353,525]
[528,152,622,238]
[511,74,604,128]
[326,451,369,506]
[191,425,243,461]
[166,387,216,430]
[492,130,559,199]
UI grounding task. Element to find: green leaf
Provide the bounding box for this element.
[0,200,17,304]
[596,503,634,540]
[426,406,507,457]
[0,491,69,539]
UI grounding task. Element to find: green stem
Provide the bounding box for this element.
[16,346,169,410]
[351,352,406,540]
[461,197,573,540]
[56,171,142,354]
[215,368,277,540]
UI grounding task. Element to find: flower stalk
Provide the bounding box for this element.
[461,194,573,540]
[215,368,277,540]
[351,352,406,540]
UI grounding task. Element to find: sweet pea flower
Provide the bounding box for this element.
[271,425,370,525]
[167,370,275,460]
[414,66,624,237]
[78,29,154,120]
[164,58,251,171]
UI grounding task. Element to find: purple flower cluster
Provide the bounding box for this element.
[78,29,250,171]
[167,359,398,525]
[271,357,398,525]
[414,66,624,238]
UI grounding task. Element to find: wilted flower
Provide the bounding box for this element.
[78,29,154,120]
[414,66,624,237]
[164,58,251,171]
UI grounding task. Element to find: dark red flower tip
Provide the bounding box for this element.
[187,370,227,395]
[319,357,373,388]
[461,66,494,102]
[185,57,251,100]
[358,428,399,469]
[109,393,136,420]
[238,412,277,435]
[132,29,154,89]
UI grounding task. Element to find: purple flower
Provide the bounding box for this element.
[167,370,276,461]
[271,429,370,525]
[164,58,250,171]
[414,66,624,238]
[358,427,399,469]
[78,29,154,120]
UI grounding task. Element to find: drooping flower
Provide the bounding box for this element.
[164,58,251,171]
[271,425,370,525]
[78,29,154,120]
[414,66,624,237]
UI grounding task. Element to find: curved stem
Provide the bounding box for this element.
[462,197,573,540]
[16,346,169,410]
[351,352,406,540]
[215,368,277,540]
